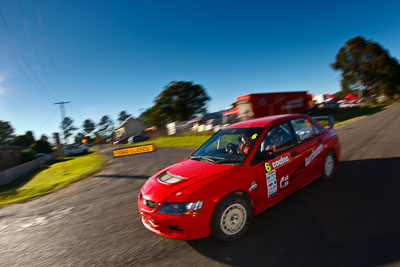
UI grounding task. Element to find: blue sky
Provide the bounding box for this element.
[0,0,399,139]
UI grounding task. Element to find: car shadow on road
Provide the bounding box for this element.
[188,157,400,266]
[93,174,149,179]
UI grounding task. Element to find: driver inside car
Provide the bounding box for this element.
[265,131,283,152]
[238,134,253,155]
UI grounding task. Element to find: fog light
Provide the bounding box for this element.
[168,225,183,231]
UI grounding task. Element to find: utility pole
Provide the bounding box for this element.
[54,101,71,144]
[54,101,71,175]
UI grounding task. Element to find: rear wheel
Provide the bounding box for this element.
[210,194,252,241]
[321,150,335,180]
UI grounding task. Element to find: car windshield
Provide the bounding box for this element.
[191,127,263,164]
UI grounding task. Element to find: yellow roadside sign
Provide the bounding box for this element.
[113,144,155,157]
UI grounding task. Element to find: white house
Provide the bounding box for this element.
[114,117,147,138]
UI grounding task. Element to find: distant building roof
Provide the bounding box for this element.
[190,110,228,123]
[115,116,145,130]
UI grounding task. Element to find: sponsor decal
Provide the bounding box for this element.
[280,175,289,188]
[113,144,155,157]
[252,133,258,140]
[280,98,304,110]
[266,170,277,198]
[257,97,266,106]
[273,95,286,104]
[305,144,324,167]
[265,153,292,173]
[289,162,305,182]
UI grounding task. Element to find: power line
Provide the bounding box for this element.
[0,35,54,103]
[35,0,66,100]
[17,0,62,101]
[36,107,58,132]
[54,101,71,144]
[0,8,57,102]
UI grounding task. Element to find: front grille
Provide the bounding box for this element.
[143,198,159,209]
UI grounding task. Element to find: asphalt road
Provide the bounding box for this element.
[1,104,400,266]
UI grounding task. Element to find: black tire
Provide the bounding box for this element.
[210,194,252,242]
[321,150,335,180]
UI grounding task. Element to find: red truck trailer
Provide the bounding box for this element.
[234,92,312,121]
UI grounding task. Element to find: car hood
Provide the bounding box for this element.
[141,159,239,202]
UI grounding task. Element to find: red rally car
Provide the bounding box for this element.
[138,114,340,241]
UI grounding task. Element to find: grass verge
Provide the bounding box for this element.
[0,149,105,206]
[130,134,213,148]
[332,100,397,127]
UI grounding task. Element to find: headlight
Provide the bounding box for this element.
[158,201,203,216]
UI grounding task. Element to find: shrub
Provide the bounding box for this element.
[21,150,35,163]
[31,140,52,153]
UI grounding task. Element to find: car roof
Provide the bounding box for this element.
[226,114,305,128]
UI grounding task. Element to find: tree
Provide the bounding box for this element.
[10,130,35,147]
[96,115,114,138]
[0,120,14,145]
[40,134,49,142]
[32,140,52,153]
[82,119,96,135]
[331,35,400,97]
[10,135,33,147]
[61,117,78,143]
[140,81,210,126]
[74,132,85,144]
[118,111,131,123]
[139,105,166,126]
[26,131,35,143]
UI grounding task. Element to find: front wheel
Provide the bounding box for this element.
[321,150,335,180]
[210,194,252,242]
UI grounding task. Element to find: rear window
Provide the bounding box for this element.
[290,118,319,143]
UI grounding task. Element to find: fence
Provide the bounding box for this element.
[0,157,46,186]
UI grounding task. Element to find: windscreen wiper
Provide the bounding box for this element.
[215,158,244,164]
[190,156,217,163]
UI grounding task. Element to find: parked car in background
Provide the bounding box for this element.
[338,100,360,109]
[113,137,129,144]
[80,143,91,150]
[316,100,339,112]
[128,135,150,143]
[63,145,87,156]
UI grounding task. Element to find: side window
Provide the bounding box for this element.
[290,118,319,143]
[260,122,295,154]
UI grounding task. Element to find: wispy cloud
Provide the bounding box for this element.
[0,71,9,95]
[0,71,8,83]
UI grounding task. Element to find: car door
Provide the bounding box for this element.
[289,117,323,186]
[249,120,304,214]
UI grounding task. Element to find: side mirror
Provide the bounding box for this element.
[257,149,276,161]
[265,149,276,160]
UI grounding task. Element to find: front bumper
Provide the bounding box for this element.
[138,196,211,240]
